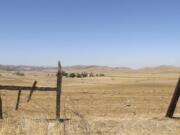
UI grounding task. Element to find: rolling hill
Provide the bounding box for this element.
[0,64,180,75]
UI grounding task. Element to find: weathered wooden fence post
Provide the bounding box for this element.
[15,90,22,110]
[166,78,180,118]
[27,81,37,102]
[0,95,3,119]
[56,61,62,119]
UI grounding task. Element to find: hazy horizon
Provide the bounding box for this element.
[0,0,180,68]
[1,62,180,70]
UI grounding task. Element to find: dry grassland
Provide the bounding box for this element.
[0,70,180,135]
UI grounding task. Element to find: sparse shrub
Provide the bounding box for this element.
[67,72,97,78]
[81,72,88,78]
[76,73,82,78]
[89,72,94,77]
[99,73,105,77]
[15,72,25,76]
[62,71,68,77]
[69,73,76,78]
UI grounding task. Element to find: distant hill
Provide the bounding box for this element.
[64,65,132,75]
[0,64,55,71]
[135,65,180,74]
[0,64,180,75]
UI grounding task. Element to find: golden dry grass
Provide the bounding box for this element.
[0,70,180,135]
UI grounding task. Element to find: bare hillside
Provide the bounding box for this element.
[1,64,180,75]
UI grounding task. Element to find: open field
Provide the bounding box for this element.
[0,70,180,135]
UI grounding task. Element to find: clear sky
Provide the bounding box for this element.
[0,0,180,68]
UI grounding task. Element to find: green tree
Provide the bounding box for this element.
[76,73,82,78]
[81,72,88,78]
[62,71,68,77]
[99,73,105,77]
[69,73,76,78]
[15,72,25,76]
[89,72,94,77]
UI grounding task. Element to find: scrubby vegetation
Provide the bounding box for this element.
[99,73,105,77]
[62,71,105,78]
[15,72,25,76]
[61,71,68,77]
[69,73,76,78]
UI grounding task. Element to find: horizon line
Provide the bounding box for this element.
[0,63,180,70]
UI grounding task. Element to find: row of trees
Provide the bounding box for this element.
[62,71,105,78]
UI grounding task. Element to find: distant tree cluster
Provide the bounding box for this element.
[61,71,105,78]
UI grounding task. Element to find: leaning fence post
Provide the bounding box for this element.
[27,81,37,102]
[56,61,62,119]
[166,78,180,118]
[0,95,3,119]
[15,90,22,110]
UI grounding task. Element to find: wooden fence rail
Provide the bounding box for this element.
[0,85,56,91]
[0,61,62,120]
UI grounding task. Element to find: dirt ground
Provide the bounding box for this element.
[0,70,180,135]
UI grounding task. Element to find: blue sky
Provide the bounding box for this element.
[0,0,180,68]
